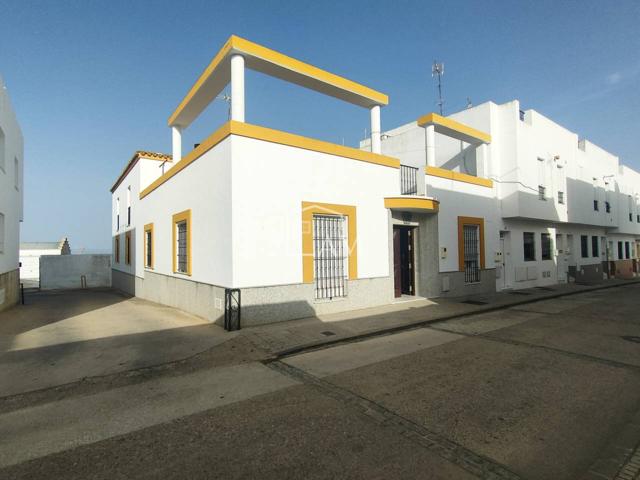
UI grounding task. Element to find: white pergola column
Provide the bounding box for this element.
[230,54,245,122]
[477,143,488,178]
[172,125,182,163]
[370,105,381,154]
[425,125,435,167]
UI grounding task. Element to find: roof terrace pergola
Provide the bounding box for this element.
[168,35,389,161]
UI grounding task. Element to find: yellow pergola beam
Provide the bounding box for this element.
[169,35,389,127]
[417,112,491,144]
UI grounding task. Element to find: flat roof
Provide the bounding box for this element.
[417,112,491,144]
[110,151,172,193]
[168,35,389,128]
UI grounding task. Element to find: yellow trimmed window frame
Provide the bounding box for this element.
[144,223,154,269]
[114,235,120,263]
[125,231,132,265]
[301,201,357,284]
[457,216,486,272]
[172,209,192,276]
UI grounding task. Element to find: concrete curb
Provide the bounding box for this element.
[270,279,640,360]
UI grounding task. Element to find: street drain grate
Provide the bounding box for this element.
[320,331,336,336]
[508,290,531,295]
[621,336,640,343]
[461,300,489,305]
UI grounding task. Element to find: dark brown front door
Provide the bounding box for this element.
[393,226,415,298]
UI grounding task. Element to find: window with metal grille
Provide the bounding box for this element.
[591,236,599,258]
[581,235,589,258]
[126,187,131,226]
[593,200,599,211]
[400,165,418,195]
[125,232,131,265]
[145,229,152,268]
[313,214,347,299]
[558,191,564,204]
[541,233,552,260]
[176,221,188,273]
[523,232,536,261]
[605,201,611,213]
[114,235,120,263]
[538,185,546,200]
[463,224,480,284]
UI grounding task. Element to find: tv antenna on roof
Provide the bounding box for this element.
[432,61,444,115]
[217,91,231,120]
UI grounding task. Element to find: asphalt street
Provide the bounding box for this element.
[2,284,640,479]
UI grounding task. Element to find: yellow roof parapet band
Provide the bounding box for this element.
[417,112,491,144]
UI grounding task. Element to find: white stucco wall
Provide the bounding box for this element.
[40,254,111,290]
[19,248,62,280]
[0,76,24,277]
[112,139,234,287]
[231,136,397,288]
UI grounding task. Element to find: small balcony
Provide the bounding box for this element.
[400,165,419,195]
[386,164,438,213]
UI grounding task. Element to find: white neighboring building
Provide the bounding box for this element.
[0,75,23,311]
[378,100,640,291]
[19,238,71,282]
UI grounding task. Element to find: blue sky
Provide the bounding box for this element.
[1,0,639,250]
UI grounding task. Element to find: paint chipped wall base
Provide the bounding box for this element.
[0,269,20,313]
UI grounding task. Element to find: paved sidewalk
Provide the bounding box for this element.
[242,279,640,358]
[0,289,232,397]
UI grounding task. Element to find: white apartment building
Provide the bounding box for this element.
[0,75,24,311]
[111,36,639,327]
[378,100,640,292]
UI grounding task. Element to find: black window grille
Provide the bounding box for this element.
[593,200,599,211]
[313,214,346,299]
[538,185,546,200]
[541,233,552,260]
[519,110,525,121]
[637,215,639,223]
[630,213,633,222]
[116,214,119,231]
[523,232,536,261]
[591,236,599,257]
[463,224,480,284]
[400,165,418,195]
[177,221,188,273]
[125,234,130,264]
[618,241,624,260]
[581,235,589,258]
[145,230,152,267]
[128,206,131,226]
[625,242,631,259]
[606,201,611,213]
[558,191,564,204]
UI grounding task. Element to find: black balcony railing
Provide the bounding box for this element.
[400,165,418,195]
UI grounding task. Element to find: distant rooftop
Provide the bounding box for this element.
[20,238,71,253]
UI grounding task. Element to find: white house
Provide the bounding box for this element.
[111,35,428,326]
[0,75,23,312]
[19,238,71,283]
[110,36,639,327]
